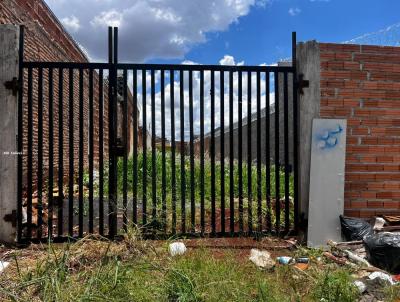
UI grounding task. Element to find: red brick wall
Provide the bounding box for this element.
[319,43,400,218]
[0,0,109,190]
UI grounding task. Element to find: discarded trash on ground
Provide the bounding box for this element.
[340,215,374,241]
[364,232,400,274]
[169,242,187,257]
[353,280,367,294]
[249,249,275,269]
[368,271,397,286]
[0,261,9,273]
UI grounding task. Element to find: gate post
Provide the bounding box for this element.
[0,25,20,244]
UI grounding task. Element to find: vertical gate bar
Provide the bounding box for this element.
[220,71,225,235]
[161,70,167,232]
[132,69,138,225]
[238,71,243,233]
[256,71,262,233]
[68,69,74,237]
[292,32,299,233]
[107,29,113,237]
[27,67,33,239]
[199,70,205,235]
[274,72,280,233]
[108,27,118,238]
[170,70,176,234]
[78,69,84,237]
[58,67,64,237]
[17,25,24,243]
[247,71,252,234]
[48,68,54,238]
[210,70,216,235]
[283,72,290,233]
[37,67,44,238]
[265,72,272,231]
[179,70,185,233]
[89,69,94,234]
[98,69,104,236]
[189,70,195,233]
[142,69,147,226]
[123,68,128,231]
[229,71,234,234]
[151,69,156,225]
[78,68,84,237]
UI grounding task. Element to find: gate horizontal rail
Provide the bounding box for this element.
[17,26,299,243]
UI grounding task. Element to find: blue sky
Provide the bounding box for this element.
[46,0,400,139]
[176,0,398,66]
[48,0,399,66]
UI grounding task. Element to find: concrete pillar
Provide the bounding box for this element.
[0,25,20,244]
[296,41,321,219]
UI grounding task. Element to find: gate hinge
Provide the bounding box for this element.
[4,77,20,96]
[297,74,309,95]
[4,210,17,227]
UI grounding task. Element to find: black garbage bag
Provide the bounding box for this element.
[364,233,400,274]
[340,215,374,241]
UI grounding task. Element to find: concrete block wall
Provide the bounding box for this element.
[315,43,400,218]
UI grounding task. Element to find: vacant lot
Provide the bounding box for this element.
[1,233,398,301]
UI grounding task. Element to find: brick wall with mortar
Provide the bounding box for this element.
[0,0,109,191]
[319,43,400,218]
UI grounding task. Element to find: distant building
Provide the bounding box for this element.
[194,62,294,166]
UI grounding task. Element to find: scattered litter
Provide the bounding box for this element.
[364,233,400,274]
[323,251,347,265]
[354,280,367,293]
[276,256,293,265]
[340,215,374,241]
[296,257,309,264]
[169,242,187,256]
[372,217,386,231]
[344,250,371,267]
[249,249,275,269]
[392,274,400,282]
[383,215,400,225]
[368,271,397,286]
[0,261,10,273]
[294,263,309,271]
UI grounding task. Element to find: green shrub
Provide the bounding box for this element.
[313,270,359,302]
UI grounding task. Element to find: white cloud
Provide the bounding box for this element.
[60,15,80,33]
[219,55,236,65]
[288,7,301,16]
[90,10,123,28]
[46,0,265,62]
[132,55,278,141]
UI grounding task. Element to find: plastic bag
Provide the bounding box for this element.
[363,233,400,274]
[340,215,374,241]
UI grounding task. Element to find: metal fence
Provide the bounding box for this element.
[17,27,299,243]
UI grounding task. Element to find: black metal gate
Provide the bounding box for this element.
[17,27,299,243]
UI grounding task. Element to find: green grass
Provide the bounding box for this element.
[87,151,293,202]
[0,235,378,302]
[84,151,295,230]
[116,151,293,201]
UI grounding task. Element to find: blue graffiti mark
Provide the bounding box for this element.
[315,124,343,150]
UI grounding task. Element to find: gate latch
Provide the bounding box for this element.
[297,74,309,95]
[4,77,20,96]
[4,210,17,227]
